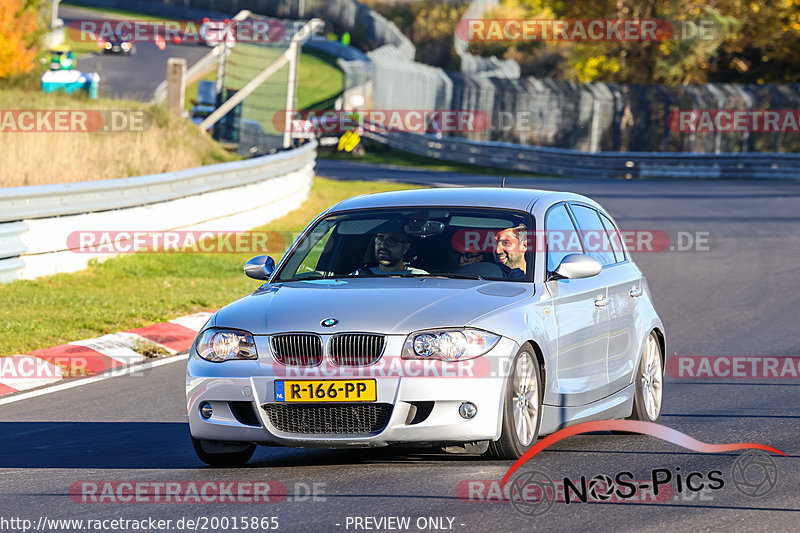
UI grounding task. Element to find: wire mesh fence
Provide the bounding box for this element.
[125,0,800,152]
[210,14,315,156]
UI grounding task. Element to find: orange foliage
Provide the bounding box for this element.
[0,0,40,78]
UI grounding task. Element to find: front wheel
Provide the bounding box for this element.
[487,345,542,459]
[627,332,664,422]
[191,438,256,466]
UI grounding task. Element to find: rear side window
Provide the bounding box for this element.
[598,211,625,263]
[545,204,583,272]
[569,204,616,266]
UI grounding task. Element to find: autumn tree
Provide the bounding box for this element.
[465,0,800,84]
[369,0,467,69]
[0,0,43,79]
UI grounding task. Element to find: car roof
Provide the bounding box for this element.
[326,187,602,214]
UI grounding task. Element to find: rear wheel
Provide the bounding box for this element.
[191,438,256,466]
[488,345,542,459]
[628,332,664,422]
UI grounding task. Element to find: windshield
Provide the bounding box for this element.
[275,208,534,282]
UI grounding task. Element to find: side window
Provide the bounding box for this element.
[296,225,336,275]
[545,204,583,272]
[599,211,625,263]
[278,222,336,280]
[569,204,616,267]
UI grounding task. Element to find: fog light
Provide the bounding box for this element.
[459,402,477,419]
[199,402,213,419]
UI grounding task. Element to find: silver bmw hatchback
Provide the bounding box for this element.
[186,187,665,465]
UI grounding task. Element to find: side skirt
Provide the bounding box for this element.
[539,383,635,436]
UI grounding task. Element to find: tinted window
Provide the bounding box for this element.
[545,204,583,271]
[569,204,615,266]
[598,211,625,263]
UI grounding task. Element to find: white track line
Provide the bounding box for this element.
[0,354,189,406]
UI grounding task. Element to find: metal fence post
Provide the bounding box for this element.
[166,58,187,115]
[283,39,300,149]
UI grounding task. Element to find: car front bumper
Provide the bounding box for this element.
[186,336,519,448]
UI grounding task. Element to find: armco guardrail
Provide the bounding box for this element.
[367,129,800,180]
[0,141,317,282]
[0,142,315,222]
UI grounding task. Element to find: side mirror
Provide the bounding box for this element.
[549,254,602,281]
[244,255,275,280]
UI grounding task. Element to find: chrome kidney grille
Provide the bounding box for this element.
[270,334,323,366]
[330,334,385,366]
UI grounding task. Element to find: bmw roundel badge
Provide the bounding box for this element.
[321,318,338,327]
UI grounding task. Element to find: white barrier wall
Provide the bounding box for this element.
[0,142,317,282]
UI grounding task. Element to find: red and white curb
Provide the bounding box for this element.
[0,311,212,398]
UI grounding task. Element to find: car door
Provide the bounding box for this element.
[569,203,642,397]
[544,203,610,406]
[597,209,643,394]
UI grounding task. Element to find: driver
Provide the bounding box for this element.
[354,232,428,275]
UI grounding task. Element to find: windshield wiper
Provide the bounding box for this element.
[298,273,487,281]
[412,273,485,281]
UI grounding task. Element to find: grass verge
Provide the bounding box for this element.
[61,2,168,22]
[0,177,419,356]
[0,89,239,187]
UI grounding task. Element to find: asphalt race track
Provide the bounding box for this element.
[60,5,211,101]
[1,161,799,531]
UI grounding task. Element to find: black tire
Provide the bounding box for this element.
[191,438,256,466]
[627,331,664,423]
[487,344,543,459]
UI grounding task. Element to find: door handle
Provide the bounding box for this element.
[629,288,643,298]
[594,297,609,308]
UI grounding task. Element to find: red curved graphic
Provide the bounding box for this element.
[500,420,785,486]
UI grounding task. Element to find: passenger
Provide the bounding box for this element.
[457,250,484,267]
[494,225,528,279]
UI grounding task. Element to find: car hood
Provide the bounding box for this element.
[213,278,533,335]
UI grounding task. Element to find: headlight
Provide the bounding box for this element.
[402,328,500,361]
[196,328,258,362]
[121,42,131,50]
[103,42,111,49]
